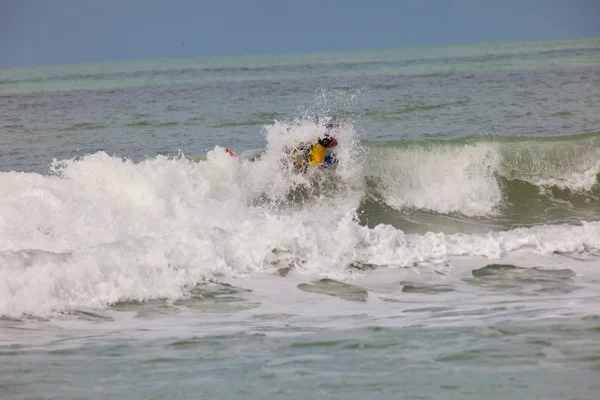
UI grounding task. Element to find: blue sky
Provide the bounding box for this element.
[2,0,599,67]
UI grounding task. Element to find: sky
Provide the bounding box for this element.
[1,0,600,68]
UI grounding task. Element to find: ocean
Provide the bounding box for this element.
[1,37,600,399]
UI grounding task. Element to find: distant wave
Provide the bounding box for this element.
[360,131,600,225]
[2,37,598,94]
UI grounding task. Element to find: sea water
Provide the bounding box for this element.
[1,37,600,399]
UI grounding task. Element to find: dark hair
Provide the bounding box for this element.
[318,137,333,147]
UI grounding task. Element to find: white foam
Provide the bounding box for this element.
[371,143,502,216]
[535,159,600,191]
[1,127,600,317]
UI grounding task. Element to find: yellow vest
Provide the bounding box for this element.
[308,143,327,165]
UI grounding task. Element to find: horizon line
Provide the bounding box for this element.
[2,34,598,70]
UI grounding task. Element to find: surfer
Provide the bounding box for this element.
[288,133,338,172]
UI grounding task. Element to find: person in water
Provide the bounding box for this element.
[308,135,338,167]
[290,133,338,172]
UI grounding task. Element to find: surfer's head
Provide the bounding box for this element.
[318,136,338,148]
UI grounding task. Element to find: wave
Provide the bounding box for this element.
[1,122,600,316]
[125,120,179,128]
[3,37,598,94]
[61,122,107,131]
[362,131,600,225]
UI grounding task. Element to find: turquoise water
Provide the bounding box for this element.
[1,37,600,399]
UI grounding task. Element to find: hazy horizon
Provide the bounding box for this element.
[2,35,598,70]
[2,0,600,68]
